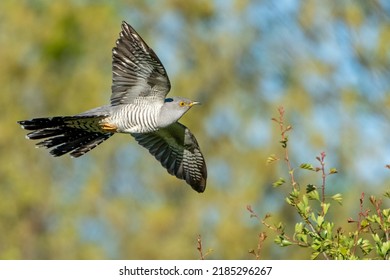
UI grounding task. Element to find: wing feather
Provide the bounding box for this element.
[132,122,207,192]
[111,21,171,105]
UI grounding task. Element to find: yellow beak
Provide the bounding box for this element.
[189,101,201,107]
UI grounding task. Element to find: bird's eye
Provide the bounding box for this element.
[179,101,185,107]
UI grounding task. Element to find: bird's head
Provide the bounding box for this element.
[158,97,201,128]
[165,97,200,108]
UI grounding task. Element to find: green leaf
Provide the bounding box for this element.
[297,201,306,216]
[280,137,288,148]
[331,193,343,205]
[372,215,381,224]
[285,197,294,205]
[306,184,316,193]
[300,163,315,171]
[281,239,293,246]
[295,222,303,233]
[266,154,279,165]
[317,215,324,227]
[366,216,374,223]
[310,251,320,260]
[310,212,316,223]
[322,239,332,248]
[372,233,381,243]
[296,233,308,244]
[381,241,390,257]
[272,177,285,187]
[325,222,334,234]
[360,239,373,255]
[321,228,330,240]
[311,240,321,251]
[307,190,320,201]
[274,235,291,247]
[322,203,330,215]
[276,222,285,231]
[329,168,338,174]
[290,189,300,199]
[274,236,283,245]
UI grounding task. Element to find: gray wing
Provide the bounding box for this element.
[111,21,171,105]
[132,122,207,193]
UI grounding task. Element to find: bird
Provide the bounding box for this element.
[17,21,207,193]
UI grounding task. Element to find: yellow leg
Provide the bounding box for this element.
[100,122,118,132]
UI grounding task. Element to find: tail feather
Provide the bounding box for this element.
[19,117,72,130]
[26,128,65,140]
[18,116,113,158]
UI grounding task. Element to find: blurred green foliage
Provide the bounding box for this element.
[1,0,390,259]
[249,108,389,260]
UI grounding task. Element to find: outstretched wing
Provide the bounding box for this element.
[111,21,171,105]
[132,122,207,193]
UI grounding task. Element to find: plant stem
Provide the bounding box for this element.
[197,234,204,260]
[316,152,327,215]
[275,106,297,190]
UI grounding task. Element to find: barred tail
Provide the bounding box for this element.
[18,116,113,158]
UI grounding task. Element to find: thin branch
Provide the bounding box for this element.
[352,192,365,256]
[369,196,390,241]
[197,234,204,260]
[249,232,267,260]
[273,106,297,190]
[317,152,327,214]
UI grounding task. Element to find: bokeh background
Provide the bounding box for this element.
[1,0,390,259]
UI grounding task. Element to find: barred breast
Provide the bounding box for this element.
[108,103,162,134]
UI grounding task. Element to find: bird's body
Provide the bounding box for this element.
[99,102,162,133]
[18,21,207,192]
